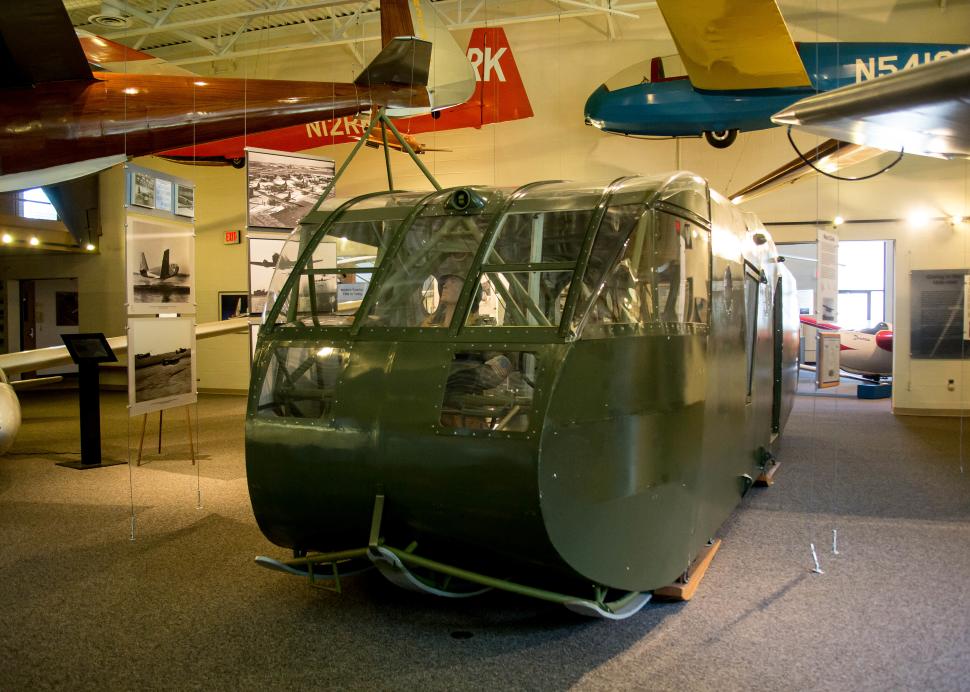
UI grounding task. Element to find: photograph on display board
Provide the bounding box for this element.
[132,172,156,208]
[128,317,197,416]
[127,216,195,313]
[246,148,335,230]
[219,292,249,320]
[176,185,195,217]
[248,235,286,316]
[154,178,174,213]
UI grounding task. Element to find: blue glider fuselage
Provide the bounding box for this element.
[585,43,967,138]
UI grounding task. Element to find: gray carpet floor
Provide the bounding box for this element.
[1,380,968,691]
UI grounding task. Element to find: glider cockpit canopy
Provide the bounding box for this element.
[261,174,717,340]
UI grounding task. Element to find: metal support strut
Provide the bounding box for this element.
[304,108,443,220]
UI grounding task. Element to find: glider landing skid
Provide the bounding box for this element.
[368,545,492,598]
[254,494,652,619]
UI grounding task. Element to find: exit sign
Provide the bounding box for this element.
[224,230,241,245]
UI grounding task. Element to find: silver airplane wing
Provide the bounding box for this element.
[772,49,970,160]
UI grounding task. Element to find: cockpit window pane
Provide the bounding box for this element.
[364,214,491,328]
[576,210,710,335]
[485,210,594,265]
[439,351,537,432]
[268,217,396,327]
[572,204,649,330]
[469,271,572,327]
[255,345,351,420]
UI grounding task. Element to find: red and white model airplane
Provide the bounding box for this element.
[800,316,893,379]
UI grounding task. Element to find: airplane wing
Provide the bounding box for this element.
[43,175,101,248]
[655,0,811,91]
[772,49,970,159]
[0,0,93,88]
[0,318,249,378]
[729,139,889,204]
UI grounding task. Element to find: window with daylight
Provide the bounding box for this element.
[837,240,889,329]
[18,188,58,221]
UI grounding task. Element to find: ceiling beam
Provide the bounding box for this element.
[132,1,179,50]
[158,1,657,66]
[102,0,220,54]
[99,0,363,40]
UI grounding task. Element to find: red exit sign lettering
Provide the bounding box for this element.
[224,230,241,245]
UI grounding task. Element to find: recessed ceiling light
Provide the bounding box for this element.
[1,233,11,244]
[29,237,39,246]
[85,243,96,251]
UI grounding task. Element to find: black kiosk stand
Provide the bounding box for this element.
[58,333,125,469]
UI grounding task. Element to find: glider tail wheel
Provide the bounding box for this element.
[704,129,738,148]
[230,157,245,169]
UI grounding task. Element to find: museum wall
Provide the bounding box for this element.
[0,168,127,385]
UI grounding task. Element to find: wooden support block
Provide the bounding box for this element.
[755,461,781,487]
[654,539,721,602]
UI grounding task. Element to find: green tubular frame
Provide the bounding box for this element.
[264,521,646,615]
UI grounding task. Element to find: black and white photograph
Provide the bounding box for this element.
[219,292,249,320]
[155,178,173,213]
[248,235,286,316]
[246,148,335,230]
[132,171,156,208]
[126,215,195,314]
[176,184,195,217]
[127,316,196,416]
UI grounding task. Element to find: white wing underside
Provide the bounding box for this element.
[0,317,248,377]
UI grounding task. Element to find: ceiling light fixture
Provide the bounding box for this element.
[88,3,131,28]
[1,233,11,244]
[85,243,96,251]
[833,215,844,227]
[908,210,931,228]
[29,237,39,246]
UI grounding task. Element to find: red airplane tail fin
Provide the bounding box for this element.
[468,28,534,126]
[393,27,533,134]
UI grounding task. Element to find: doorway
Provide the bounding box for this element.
[19,278,79,377]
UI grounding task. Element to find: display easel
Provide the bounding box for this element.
[136,405,196,466]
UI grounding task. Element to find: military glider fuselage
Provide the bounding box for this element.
[585,42,966,147]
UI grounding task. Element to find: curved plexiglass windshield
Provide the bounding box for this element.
[267,192,426,326]
[603,54,688,91]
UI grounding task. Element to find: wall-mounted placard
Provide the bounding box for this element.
[911,269,969,359]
